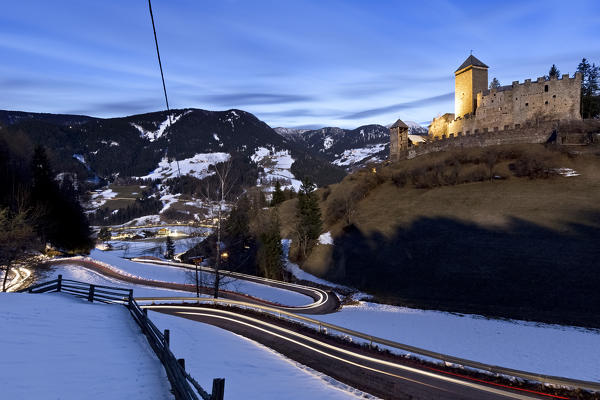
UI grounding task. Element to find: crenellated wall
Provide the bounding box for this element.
[429,73,582,140]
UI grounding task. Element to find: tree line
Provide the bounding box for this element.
[0,137,93,291]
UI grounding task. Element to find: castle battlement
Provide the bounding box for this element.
[428,56,581,141]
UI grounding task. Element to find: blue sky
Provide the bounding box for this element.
[1,0,599,128]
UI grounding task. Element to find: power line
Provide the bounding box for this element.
[148,0,180,177]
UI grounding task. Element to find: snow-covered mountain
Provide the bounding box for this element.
[275,125,390,170]
[0,108,346,188]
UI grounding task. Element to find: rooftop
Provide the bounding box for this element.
[456,55,489,72]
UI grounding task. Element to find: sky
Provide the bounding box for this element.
[1,0,599,129]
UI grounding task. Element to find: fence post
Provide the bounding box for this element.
[211,378,225,400]
[164,329,170,347]
[88,284,95,302]
[57,274,62,292]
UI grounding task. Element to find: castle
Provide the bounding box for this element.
[389,55,582,160]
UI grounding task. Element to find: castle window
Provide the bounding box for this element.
[494,127,499,131]
[515,124,521,128]
[525,103,529,107]
[466,130,471,135]
[504,125,510,130]
[545,101,548,105]
[553,94,556,98]
[474,129,479,134]
[544,85,549,92]
[515,97,518,100]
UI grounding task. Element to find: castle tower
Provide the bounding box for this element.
[389,119,409,161]
[455,55,488,118]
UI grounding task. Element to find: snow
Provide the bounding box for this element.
[312,302,600,383]
[318,231,333,245]
[281,240,350,290]
[323,136,334,150]
[159,193,180,213]
[213,133,220,141]
[89,249,312,306]
[131,113,184,142]
[555,167,580,177]
[332,144,386,167]
[139,153,230,180]
[73,153,85,164]
[90,188,117,208]
[0,293,172,400]
[251,147,302,191]
[149,311,368,399]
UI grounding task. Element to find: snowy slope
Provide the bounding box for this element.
[312,301,600,382]
[251,146,302,191]
[130,111,189,142]
[139,153,230,180]
[150,311,368,399]
[0,293,172,400]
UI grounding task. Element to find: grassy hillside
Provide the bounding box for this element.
[278,144,600,327]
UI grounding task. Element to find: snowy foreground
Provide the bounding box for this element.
[313,302,600,383]
[0,293,172,400]
[150,311,368,399]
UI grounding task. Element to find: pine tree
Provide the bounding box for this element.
[295,177,322,259]
[577,58,600,118]
[548,64,560,79]
[271,181,285,207]
[98,227,111,243]
[257,212,283,280]
[489,77,501,89]
[165,235,175,259]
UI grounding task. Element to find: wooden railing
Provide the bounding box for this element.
[21,276,224,400]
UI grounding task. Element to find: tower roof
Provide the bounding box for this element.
[390,119,408,129]
[455,55,489,72]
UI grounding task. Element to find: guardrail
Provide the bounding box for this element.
[137,297,600,393]
[21,277,225,400]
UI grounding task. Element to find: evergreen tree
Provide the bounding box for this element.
[98,227,111,243]
[577,58,600,118]
[295,177,322,259]
[165,235,175,259]
[257,212,283,280]
[489,77,501,89]
[548,64,560,79]
[270,181,285,207]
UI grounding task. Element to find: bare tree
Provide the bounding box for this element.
[199,160,236,299]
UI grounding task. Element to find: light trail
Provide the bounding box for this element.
[146,305,549,399]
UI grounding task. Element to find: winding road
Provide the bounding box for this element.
[43,255,584,399]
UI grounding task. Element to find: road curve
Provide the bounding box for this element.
[44,257,339,314]
[146,304,562,400]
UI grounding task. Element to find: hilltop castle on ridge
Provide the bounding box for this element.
[390,55,582,160]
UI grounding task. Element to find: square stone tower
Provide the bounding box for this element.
[455,55,489,118]
[389,119,409,161]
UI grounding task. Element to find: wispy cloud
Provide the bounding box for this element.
[341,93,453,120]
[199,93,313,106]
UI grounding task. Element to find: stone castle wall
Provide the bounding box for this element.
[408,120,558,159]
[430,73,582,140]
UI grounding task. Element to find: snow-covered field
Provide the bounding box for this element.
[139,153,230,180]
[332,144,386,167]
[149,311,367,399]
[89,250,313,306]
[0,293,172,400]
[312,301,600,382]
[252,146,302,191]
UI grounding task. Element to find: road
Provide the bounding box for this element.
[45,257,339,314]
[145,303,563,400]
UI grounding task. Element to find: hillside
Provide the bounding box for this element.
[277,143,600,327]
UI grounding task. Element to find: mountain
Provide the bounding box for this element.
[275,122,429,171]
[275,125,390,170]
[0,108,346,189]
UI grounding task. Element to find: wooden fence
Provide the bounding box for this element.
[22,276,224,400]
